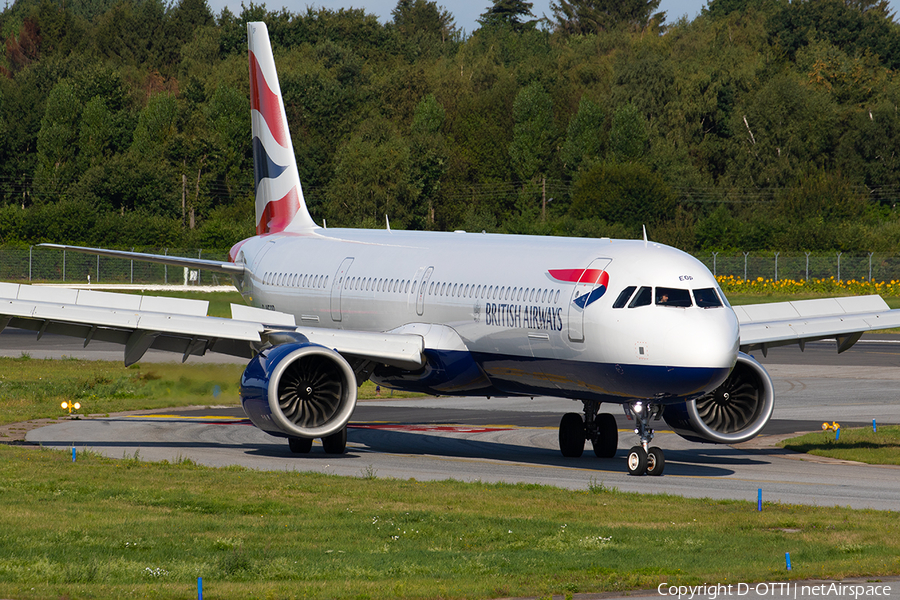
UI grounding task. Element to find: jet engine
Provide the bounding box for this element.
[663,352,774,444]
[240,342,357,440]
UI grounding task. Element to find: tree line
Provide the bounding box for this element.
[2,0,900,252]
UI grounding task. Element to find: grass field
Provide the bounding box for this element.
[0,356,419,428]
[780,426,900,465]
[0,444,898,600]
[0,287,897,598]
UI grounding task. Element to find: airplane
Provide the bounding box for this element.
[4,21,900,476]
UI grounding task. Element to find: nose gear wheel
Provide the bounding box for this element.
[623,401,666,475]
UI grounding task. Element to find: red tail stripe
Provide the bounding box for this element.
[548,269,608,285]
[249,51,288,148]
[257,188,300,235]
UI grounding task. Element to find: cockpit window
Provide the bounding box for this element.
[656,287,692,307]
[628,286,652,308]
[612,286,636,309]
[693,287,723,308]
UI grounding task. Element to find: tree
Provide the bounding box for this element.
[767,0,900,69]
[477,0,537,32]
[35,81,82,198]
[549,0,664,35]
[609,103,648,162]
[392,0,456,42]
[410,94,448,227]
[168,0,214,46]
[78,96,114,171]
[509,81,554,183]
[325,116,416,228]
[568,162,674,229]
[561,97,604,173]
[131,93,178,159]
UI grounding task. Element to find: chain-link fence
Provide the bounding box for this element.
[0,246,231,286]
[4,245,900,286]
[694,252,900,282]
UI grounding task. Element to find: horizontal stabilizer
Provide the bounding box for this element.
[38,243,244,275]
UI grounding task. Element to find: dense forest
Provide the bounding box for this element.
[1,0,900,252]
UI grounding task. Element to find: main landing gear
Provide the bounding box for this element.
[559,400,618,459]
[623,401,665,476]
[288,426,348,454]
[557,400,666,476]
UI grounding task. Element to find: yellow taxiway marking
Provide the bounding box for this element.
[124,415,246,420]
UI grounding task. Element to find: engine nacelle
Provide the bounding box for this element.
[241,343,357,439]
[663,352,774,444]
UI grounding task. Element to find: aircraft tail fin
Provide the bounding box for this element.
[247,22,318,234]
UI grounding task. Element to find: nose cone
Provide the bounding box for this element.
[663,308,740,370]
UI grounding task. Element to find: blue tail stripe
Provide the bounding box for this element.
[252,137,288,190]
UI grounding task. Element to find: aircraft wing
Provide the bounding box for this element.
[0,283,424,369]
[736,295,900,354]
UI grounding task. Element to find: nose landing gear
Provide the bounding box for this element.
[624,401,665,476]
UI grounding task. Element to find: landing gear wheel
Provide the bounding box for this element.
[559,413,585,457]
[592,413,618,458]
[627,446,648,476]
[288,436,313,454]
[646,447,665,476]
[322,426,347,454]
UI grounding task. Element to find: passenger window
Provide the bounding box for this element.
[324,276,328,288]
[693,288,723,308]
[656,287,691,307]
[628,286,652,308]
[612,286,636,309]
[555,290,560,303]
[453,283,458,296]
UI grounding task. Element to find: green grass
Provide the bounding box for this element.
[0,444,898,600]
[0,356,244,425]
[0,357,418,427]
[779,426,900,465]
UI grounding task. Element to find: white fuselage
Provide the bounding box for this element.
[231,228,740,403]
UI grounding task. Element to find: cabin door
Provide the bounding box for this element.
[330,257,354,322]
[566,258,612,342]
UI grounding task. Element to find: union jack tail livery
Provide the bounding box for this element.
[248,22,318,234]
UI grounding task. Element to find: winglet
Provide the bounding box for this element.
[247,22,318,234]
[642,224,648,246]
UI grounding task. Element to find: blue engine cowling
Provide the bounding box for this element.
[241,342,357,440]
[663,352,774,444]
